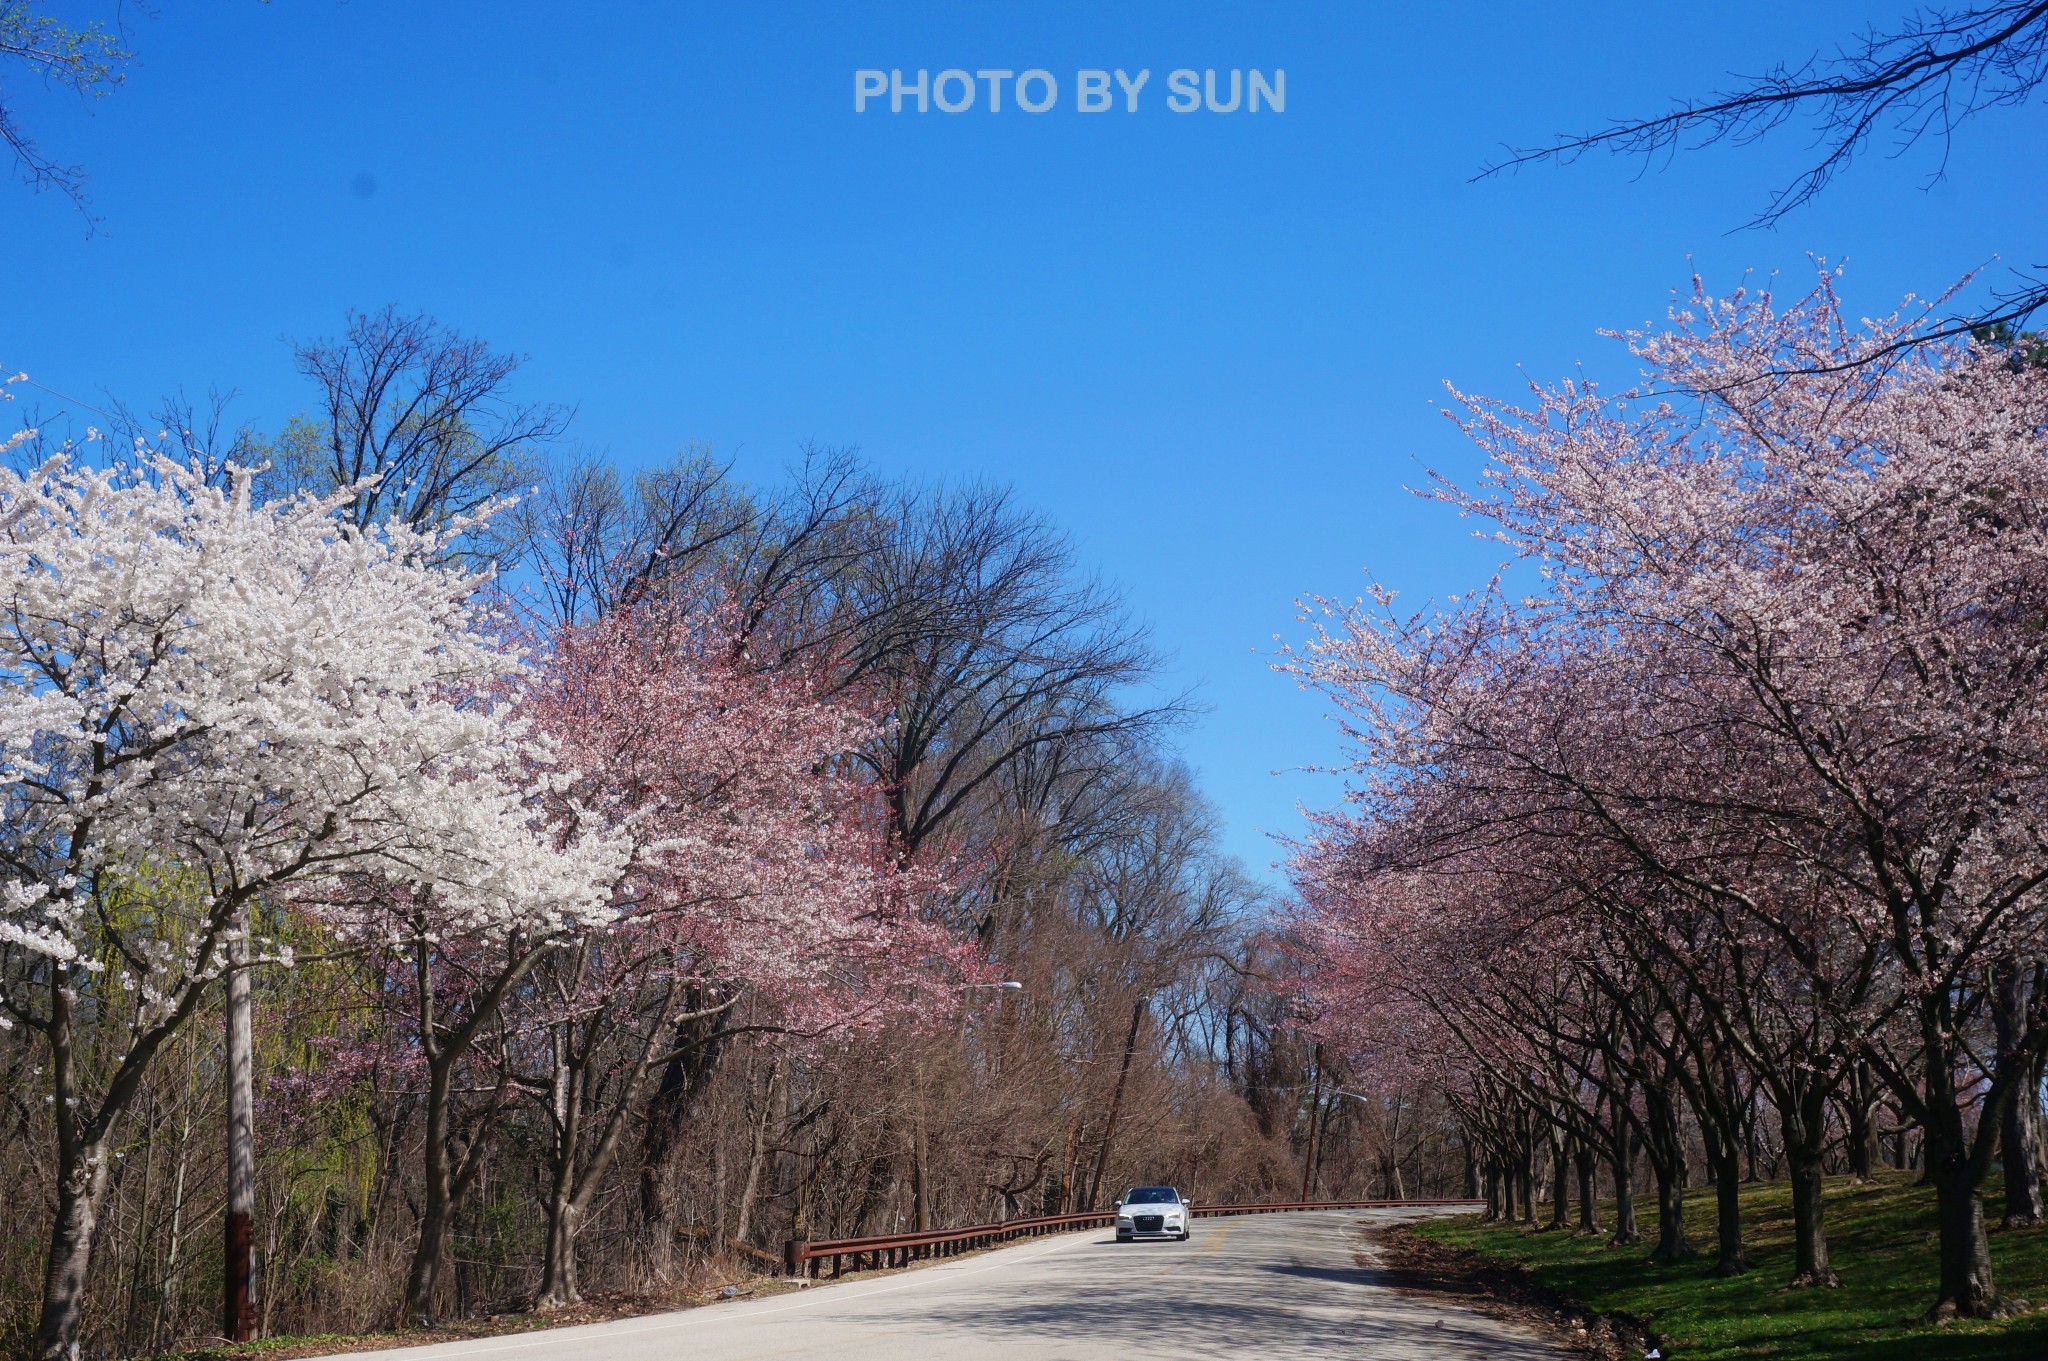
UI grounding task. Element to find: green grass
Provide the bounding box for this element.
[1413,1171,2048,1359]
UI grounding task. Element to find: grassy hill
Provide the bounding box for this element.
[1411,1172,2048,1359]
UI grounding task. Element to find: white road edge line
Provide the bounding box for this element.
[329,1232,1097,1361]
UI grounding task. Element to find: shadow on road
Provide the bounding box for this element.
[1259,1262,1377,1287]
[899,1259,1563,1360]
[916,1295,1520,1359]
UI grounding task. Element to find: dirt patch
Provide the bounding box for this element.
[1359,1223,1661,1360]
[149,1235,1047,1361]
[149,1278,806,1361]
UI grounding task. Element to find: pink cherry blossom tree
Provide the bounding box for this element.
[1288,271,2048,1317]
[508,589,970,1308]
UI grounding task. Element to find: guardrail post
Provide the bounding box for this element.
[783,1239,805,1276]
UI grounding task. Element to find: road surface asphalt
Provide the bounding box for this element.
[319,1208,1565,1361]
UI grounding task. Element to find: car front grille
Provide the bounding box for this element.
[1134,1214,1164,1233]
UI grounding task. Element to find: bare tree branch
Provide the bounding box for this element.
[1482,2,2048,229]
[0,3,133,226]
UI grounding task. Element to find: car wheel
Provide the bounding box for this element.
[1179,1229,1191,1241]
[1116,1232,1132,1243]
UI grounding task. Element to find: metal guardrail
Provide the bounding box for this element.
[781,1197,1484,1278]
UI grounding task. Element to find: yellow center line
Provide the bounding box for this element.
[1150,1224,1229,1275]
[714,1326,919,1361]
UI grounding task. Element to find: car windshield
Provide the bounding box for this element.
[1125,1187,1177,1204]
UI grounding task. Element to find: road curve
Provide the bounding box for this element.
[319,1208,1564,1361]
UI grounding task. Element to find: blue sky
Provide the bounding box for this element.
[4,2,2042,881]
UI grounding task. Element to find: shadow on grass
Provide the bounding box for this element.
[1411,1172,2048,1361]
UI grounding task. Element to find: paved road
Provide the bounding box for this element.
[325,1209,1564,1361]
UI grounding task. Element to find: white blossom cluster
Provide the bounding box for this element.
[0,452,625,1015]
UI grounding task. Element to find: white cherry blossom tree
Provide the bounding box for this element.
[0,446,622,1361]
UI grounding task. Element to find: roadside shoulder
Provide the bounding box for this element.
[1358,1221,1660,1361]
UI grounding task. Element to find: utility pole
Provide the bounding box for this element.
[223,910,256,1342]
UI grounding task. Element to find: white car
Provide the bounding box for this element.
[1113,1186,1192,1242]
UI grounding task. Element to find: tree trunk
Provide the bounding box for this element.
[35,926,228,1361]
[1547,1130,1570,1230]
[1994,965,2046,1229]
[1931,1152,2001,1318]
[538,1198,579,1310]
[403,1053,456,1325]
[733,1067,778,1245]
[1609,1130,1642,1246]
[1704,1123,1746,1276]
[1643,1087,1694,1263]
[635,994,732,1279]
[1299,1044,1324,1202]
[400,932,546,1322]
[1775,1081,1839,1289]
[40,964,118,1361]
[1058,1124,1080,1214]
[152,1051,198,1354]
[1574,1141,1602,1237]
[1648,1154,1693,1263]
[535,1046,582,1310]
[1784,1142,1837,1287]
[223,931,257,1342]
[540,985,712,1306]
[909,1100,932,1233]
[1844,1063,1881,1184]
[535,1016,582,1311]
[37,1144,113,1361]
[1085,997,1147,1211]
[2004,1080,2045,1229]
[1907,986,2012,1318]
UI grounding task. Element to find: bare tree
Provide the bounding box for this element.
[842,483,1188,860]
[283,307,569,540]
[1486,2,2048,342]
[500,449,751,627]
